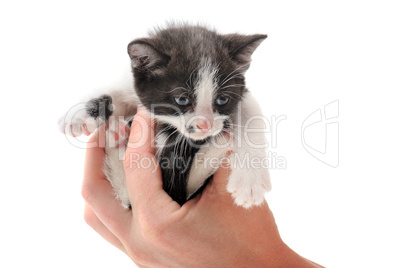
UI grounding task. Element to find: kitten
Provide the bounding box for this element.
[59,24,271,209]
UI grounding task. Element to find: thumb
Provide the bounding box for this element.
[124,107,179,211]
[124,107,161,207]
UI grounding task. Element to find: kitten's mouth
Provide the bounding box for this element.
[186,128,221,141]
[154,114,231,141]
[186,119,231,141]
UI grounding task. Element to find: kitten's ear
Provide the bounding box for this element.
[222,34,267,69]
[127,39,170,70]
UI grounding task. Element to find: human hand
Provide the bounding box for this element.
[82,108,323,267]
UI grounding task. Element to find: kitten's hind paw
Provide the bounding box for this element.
[227,170,271,209]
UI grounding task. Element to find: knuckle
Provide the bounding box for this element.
[83,209,95,227]
[129,246,149,266]
[81,184,93,204]
[137,209,164,244]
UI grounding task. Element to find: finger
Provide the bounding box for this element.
[83,203,127,253]
[86,123,107,149]
[124,107,179,211]
[203,155,233,201]
[82,129,131,239]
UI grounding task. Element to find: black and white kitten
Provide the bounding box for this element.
[60,24,271,209]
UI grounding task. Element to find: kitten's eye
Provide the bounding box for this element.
[175,96,191,106]
[215,96,229,106]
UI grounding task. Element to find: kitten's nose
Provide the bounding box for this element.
[196,119,211,132]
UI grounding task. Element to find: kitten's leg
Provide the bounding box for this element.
[58,89,138,136]
[59,89,137,208]
[103,116,132,209]
[227,92,271,209]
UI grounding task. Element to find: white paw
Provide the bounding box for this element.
[227,170,271,209]
[58,103,99,137]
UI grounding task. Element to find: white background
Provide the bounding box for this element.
[1,0,401,267]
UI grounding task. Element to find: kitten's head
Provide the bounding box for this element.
[128,24,266,141]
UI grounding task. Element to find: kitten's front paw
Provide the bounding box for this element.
[227,170,271,209]
[58,104,99,137]
[59,95,113,137]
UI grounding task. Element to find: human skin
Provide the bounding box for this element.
[81,107,323,268]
